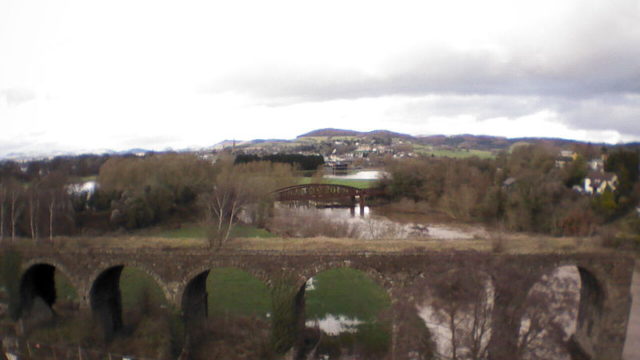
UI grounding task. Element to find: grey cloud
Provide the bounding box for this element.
[205,41,640,103]
[556,95,640,135]
[204,0,640,102]
[0,88,36,106]
[391,95,546,122]
[385,93,640,138]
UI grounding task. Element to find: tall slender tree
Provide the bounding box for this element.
[27,182,40,242]
[0,183,6,242]
[8,181,22,241]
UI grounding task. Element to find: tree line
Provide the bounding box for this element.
[234,153,324,171]
[0,151,303,245]
[383,144,640,236]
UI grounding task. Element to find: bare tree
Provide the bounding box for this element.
[8,183,22,242]
[199,159,294,249]
[0,183,6,242]
[47,189,56,242]
[199,166,253,249]
[421,269,493,360]
[27,182,40,242]
[41,171,71,242]
[517,266,579,360]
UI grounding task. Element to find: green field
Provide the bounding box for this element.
[306,268,390,321]
[117,267,389,321]
[296,177,380,189]
[55,271,78,303]
[207,268,272,317]
[119,267,170,312]
[414,145,494,159]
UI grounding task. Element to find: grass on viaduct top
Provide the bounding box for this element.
[3,231,611,255]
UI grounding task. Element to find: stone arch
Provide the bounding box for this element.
[90,265,123,341]
[181,269,209,330]
[18,260,80,320]
[179,266,275,358]
[22,258,76,289]
[573,265,606,358]
[518,262,605,359]
[86,261,173,305]
[19,263,56,319]
[295,265,393,359]
[88,263,173,341]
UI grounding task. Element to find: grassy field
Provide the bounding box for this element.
[152,223,276,239]
[413,145,494,159]
[51,266,389,325]
[207,268,272,317]
[55,271,78,302]
[306,268,390,321]
[422,149,494,159]
[296,177,380,189]
[10,229,607,255]
[119,267,169,311]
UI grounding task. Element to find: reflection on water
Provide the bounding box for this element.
[274,204,486,240]
[305,315,364,336]
[324,170,385,180]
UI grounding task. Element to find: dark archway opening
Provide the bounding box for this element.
[90,266,124,342]
[19,264,57,324]
[20,264,56,317]
[18,263,83,358]
[182,270,209,331]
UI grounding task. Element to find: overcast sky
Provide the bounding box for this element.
[1,0,640,157]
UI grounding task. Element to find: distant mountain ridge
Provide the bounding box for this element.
[296,129,609,150]
[298,128,414,139]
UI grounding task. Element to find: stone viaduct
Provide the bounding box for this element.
[7,247,635,360]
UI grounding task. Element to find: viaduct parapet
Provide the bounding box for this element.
[7,247,634,360]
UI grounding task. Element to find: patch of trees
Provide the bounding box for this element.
[0,172,75,241]
[604,149,640,213]
[198,158,295,248]
[0,151,301,239]
[0,154,112,182]
[94,154,216,230]
[383,144,640,235]
[234,153,324,171]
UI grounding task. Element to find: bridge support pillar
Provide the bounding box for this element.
[90,266,124,342]
[570,264,633,360]
[182,271,209,332]
[387,282,433,360]
[359,195,366,216]
[487,269,533,360]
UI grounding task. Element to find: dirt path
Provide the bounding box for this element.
[624,270,640,359]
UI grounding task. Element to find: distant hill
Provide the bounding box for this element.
[297,128,363,138]
[415,134,604,151]
[297,128,413,139]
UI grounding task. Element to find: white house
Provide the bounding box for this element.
[583,171,618,195]
[588,158,604,172]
